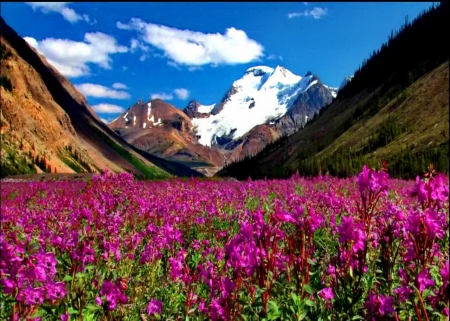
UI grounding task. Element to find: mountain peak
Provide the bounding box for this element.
[245,66,274,77]
[339,75,354,90]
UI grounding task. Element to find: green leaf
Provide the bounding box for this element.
[63,275,73,282]
[291,293,300,306]
[298,309,308,320]
[85,304,100,311]
[307,258,316,265]
[69,307,79,314]
[304,299,315,307]
[304,284,314,295]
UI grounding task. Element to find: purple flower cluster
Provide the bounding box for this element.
[0,167,448,320]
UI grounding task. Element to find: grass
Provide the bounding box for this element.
[316,61,449,164]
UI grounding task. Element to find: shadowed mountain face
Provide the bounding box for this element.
[0,17,202,179]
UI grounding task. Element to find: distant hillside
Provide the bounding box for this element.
[108,99,226,176]
[217,2,449,180]
[0,17,202,179]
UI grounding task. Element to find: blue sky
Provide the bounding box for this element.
[2,2,433,123]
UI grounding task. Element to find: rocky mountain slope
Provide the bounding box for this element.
[217,2,449,180]
[110,65,339,176]
[108,99,225,174]
[0,17,202,179]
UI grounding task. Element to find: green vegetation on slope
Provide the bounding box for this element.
[218,2,449,180]
[88,124,171,180]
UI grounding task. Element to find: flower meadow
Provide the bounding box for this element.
[1,166,449,321]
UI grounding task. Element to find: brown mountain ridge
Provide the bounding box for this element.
[0,17,202,179]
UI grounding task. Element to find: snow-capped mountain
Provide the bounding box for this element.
[187,65,337,147]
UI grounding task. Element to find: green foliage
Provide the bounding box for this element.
[0,146,37,179]
[87,124,170,180]
[62,145,92,172]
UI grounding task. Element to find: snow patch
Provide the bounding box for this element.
[197,104,215,114]
[143,123,147,129]
[133,115,137,125]
[154,118,163,126]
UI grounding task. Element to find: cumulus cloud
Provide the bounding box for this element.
[117,18,264,66]
[151,92,174,100]
[174,88,189,100]
[112,82,128,89]
[25,2,95,24]
[92,103,125,114]
[23,33,128,78]
[75,83,131,99]
[288,7,328,19]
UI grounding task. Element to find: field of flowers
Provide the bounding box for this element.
[1,165,449,321]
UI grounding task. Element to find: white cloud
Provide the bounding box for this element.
[167,61,182,70]
[267,54,283,61]
[151,92,174,100]
[303,2,308,5]
[130,38,149,53]
[288,7,328,19]
[188,66,202,72]
[92,103,125,114]
[23,33,128,78]
[174,88,189,100]
[25,2,94,24]
[112,82,128,89]
[100,118,109,124]
[117,18,264,66]
[75,83,130,99]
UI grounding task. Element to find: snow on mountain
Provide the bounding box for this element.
[191,65,334,147]
[197,104,215,114]
[339,76,354,90]
[323,84,339,98]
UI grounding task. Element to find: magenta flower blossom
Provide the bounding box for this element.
[417,268,435,292]
[378,294,395,315]
[60,313,69,321]
[394,285,412,303]
[364,292,378,314]
[338,216,354,243]
[99,280,128,310]
[147,298,162,315]
[318,287,334,301]
[357,165,371,194]
[275,211,297,224]
[45,282,67,300]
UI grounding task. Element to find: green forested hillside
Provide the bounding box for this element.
[217,2,449,180]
